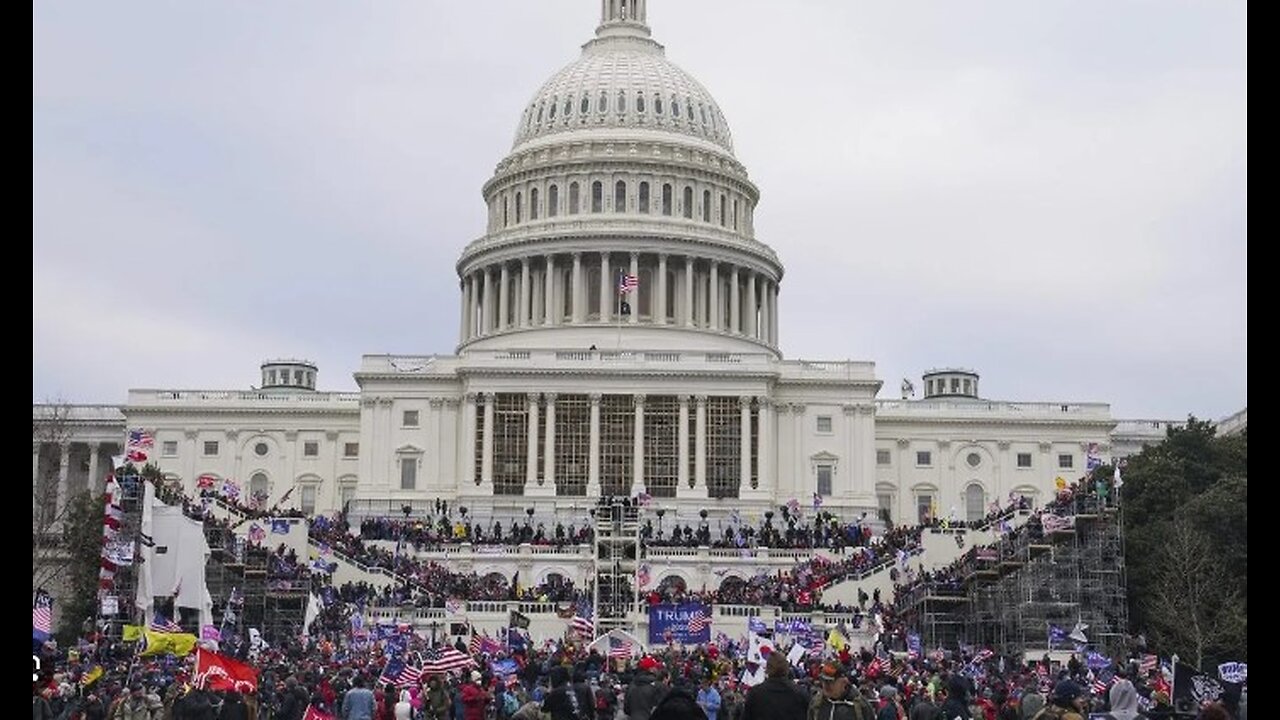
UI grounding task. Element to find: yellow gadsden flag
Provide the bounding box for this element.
[122,625,145,642]
[139,629,199,657]
[1054,476,1068,491]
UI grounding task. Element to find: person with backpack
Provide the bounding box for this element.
[543,666,593,720]
[625,659,667,720]
[596,680,619,720]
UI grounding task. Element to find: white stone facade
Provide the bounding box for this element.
[34,4,1227,590]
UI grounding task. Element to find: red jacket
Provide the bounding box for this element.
[462,682,491,720]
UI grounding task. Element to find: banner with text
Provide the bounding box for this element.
[648,603,711,645]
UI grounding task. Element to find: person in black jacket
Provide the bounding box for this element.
[742,653,809,720]
[626,659,669,720]
[938,676,971,720]
[543,666,595,720]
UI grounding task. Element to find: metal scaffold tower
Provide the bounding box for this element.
[593,497,640,636]
[962,491,1129,659]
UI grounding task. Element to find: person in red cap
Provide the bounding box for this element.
[625,657,667,720]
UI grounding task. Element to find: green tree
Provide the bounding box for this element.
[57,490,107,642]
[1122,417,1247,668]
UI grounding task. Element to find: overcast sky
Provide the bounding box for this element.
[33,1,1246,421]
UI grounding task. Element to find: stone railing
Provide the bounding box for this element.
[128,390,362,406]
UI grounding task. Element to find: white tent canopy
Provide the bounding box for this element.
[586,628,646,656]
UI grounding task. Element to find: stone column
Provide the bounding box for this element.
[481,269,493,335]
[462,393,478,487]
[470,274,481,337]
[633,395,646,493]
[677,395,690,493]
[459,277,470,343]
[588,394,601,497]
[739,398,751,492]
[746,271,757,339]
[842,405,858,501]
[57,442,71,511]
[770,283,779,346]
[729,266,740,334]
[498,263,510,331]
[694,396,707,492]
[792,404,806,493]
[481,393,495,491]
[572,253,584,323]
[526,394,540,491]
[545,256,557,326]
[87,443,100,493]
[709,261,720,331]
[543,394,557,490]
[520,259,531,328]
[600,252,611,323]
[760,280,770,345]
[683,257,695,327]
[32,442,40,487]
[629,252,639,324]
[854,404,877,506]
[757,400,772,494]
[656,253,668,324]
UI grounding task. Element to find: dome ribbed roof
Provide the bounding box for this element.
[511,34,734,154]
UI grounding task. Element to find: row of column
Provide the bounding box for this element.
[33,441,113,515]
[459,253,779,345]
[465,393,772,497]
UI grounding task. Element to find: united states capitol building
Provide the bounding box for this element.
[34,3,1242,618]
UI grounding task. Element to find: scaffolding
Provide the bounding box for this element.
[961,492,1129,659]
[593,497,640,636]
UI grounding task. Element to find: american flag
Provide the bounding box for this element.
[570,600,595,637]
[866,656,886,677]
[422,646,475,675]
[1139,654,1158,674]
[248,524,266,544]
[686,609,709,634]
[618,274,639,293]
[149,613,182,633]
[127,429,155,449]
[1090,676,1109,696]
[608,635,634,660]
[378,657,423,688]
[33,590,53,638]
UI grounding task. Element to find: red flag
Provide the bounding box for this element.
[303,706,335,720]
[194,648,259,693]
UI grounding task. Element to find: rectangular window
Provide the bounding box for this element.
[1058,454,1074,469]
[162,441,178,457]
[816,464,833,496]
[343,442,359,458]
[916,451,932,467]
[303,441,319,457]
[1017,453,1033,468]
[203,441,219,457]
[403,410,420,427]
[300,486,316,515]
[917,495,933,524]
[816,416,833,433]
[876,449,891,466]
[400,457,417,490]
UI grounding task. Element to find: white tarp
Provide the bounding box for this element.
[136,482,213,626]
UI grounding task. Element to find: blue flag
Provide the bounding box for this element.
[271,519,289,535]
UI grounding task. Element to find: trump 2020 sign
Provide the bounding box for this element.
[648,603,711,645]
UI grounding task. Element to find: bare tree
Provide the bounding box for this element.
[32,401,81,594]
[1143,514,1247,668]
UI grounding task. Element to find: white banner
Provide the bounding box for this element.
[100,595,118,616]
[1218,662,1247,684]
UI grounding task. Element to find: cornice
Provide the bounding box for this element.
[126,406,361,418]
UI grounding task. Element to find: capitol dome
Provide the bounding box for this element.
[456,0,781,357]
[511,24,735,155]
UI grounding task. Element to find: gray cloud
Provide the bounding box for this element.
[33,1,1246,420]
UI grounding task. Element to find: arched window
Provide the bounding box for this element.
[548,96,557,120]
[719,193,727,226]
[580,95,590,114]
[617,90,626,113]
[671,96,680,117]
[591,181,603,213]
[614,181,626,212]
[965,484,986,523]
[732,198,738,230]
[569,182,580,215]
[599,91,608,113]
[709,108,717,133]
[661,184,672,215]
[702,190,711,222]
[564,96,573,117]
[636,93,646,113]
[535,103,543,123]
[655,94,663,115]
[530,188,540,220]
[502,194,509,227]
[548,185,559,217]
[682,186,693,218]
[699,104,708,126]
[250,473,269,502]
[515,192,522,223]
[638,182,650,213]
